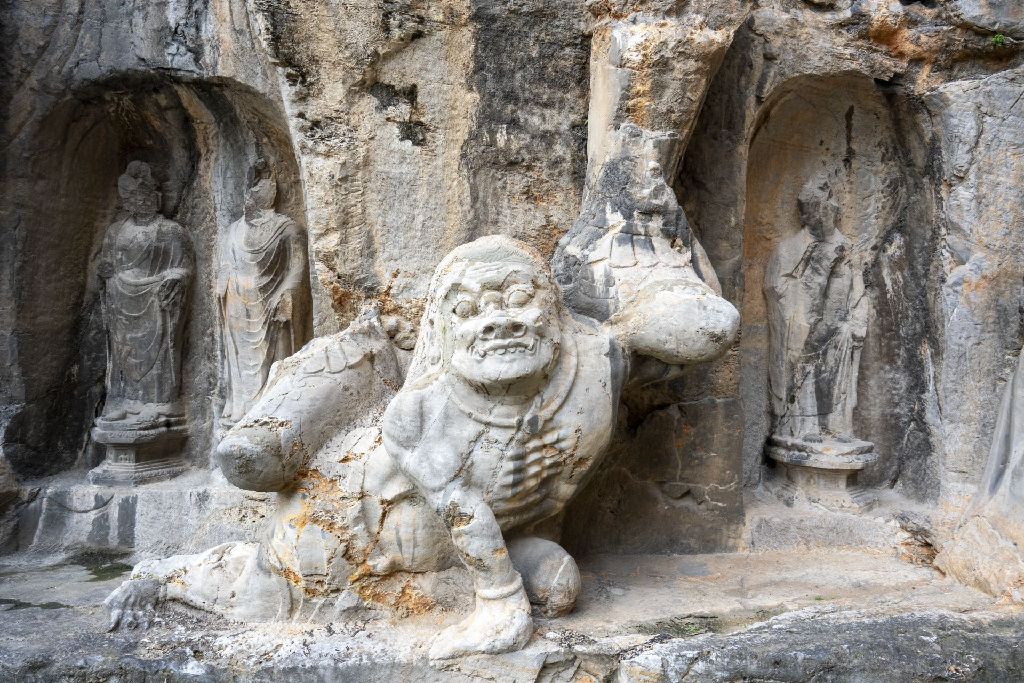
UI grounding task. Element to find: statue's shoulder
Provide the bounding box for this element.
[767,229,808,272]
[278,212,301,233]
[567,310,618,353]
[382,378,443,454]
[154,214,181,227]
[105,214,134,232]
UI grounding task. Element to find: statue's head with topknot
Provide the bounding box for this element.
[118,161,160,220]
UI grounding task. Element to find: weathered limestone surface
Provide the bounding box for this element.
[1,0,1024,678]
[4,548,1022,682]
[7,471,270,560]
[937,347,1024,602]
[4,0,1019,550]
[944,0,1024,37]
[926,65,1024,502]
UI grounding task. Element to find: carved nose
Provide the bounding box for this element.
[480,318,526,340]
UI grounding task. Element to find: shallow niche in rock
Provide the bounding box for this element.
[6,72,311,481]
[739,72,938,504]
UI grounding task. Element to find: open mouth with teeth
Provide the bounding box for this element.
[472,338,538,359]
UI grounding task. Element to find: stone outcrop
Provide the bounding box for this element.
[937,347,1024,602]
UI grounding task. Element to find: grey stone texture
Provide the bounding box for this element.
[2,548,1021,682]
[937,347,1024,602]
[1,0,1024,677]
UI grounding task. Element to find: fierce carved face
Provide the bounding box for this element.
[446,261,561,392]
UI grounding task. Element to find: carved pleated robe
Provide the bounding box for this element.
[218,212,306,423]
[100,216,192,409]
[765,228,860,439]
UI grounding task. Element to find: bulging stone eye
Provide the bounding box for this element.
[479,291,501,309]
[453,298,477,318]
[505,286,533,308]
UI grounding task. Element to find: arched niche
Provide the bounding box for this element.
[5,73,311,478]
[739,73,938,499]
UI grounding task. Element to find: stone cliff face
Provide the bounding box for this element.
[2,0,1023,556]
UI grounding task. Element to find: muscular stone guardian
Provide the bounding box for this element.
[104,231,739,659]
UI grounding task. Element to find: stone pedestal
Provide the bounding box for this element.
[88,420,188,486]
[766,435,878,512]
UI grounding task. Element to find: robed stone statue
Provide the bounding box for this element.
[217,168,309,427]
[90,161,193,485]
[763,171,877,509]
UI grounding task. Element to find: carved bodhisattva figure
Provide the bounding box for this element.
[89,161,193,485]
[218,170,310,426]
[764,172,877,509]
[105,222,738,657]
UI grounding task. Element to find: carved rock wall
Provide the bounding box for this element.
[2,2,306,476]
[927,67,1024,500]
[2,0,1024,557]
[681,2,1024,515]
[4,77,306,476]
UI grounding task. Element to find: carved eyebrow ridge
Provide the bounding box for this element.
[456,263,534,294]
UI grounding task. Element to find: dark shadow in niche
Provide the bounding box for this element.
[5,72,312,478]
[736,74,939,501]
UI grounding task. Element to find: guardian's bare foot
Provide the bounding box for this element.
[428,588,533,660]
[105,578,164,631]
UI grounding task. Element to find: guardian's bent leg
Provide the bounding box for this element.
[426,486,533,660]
